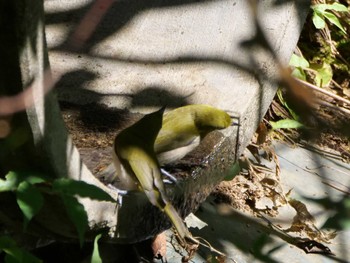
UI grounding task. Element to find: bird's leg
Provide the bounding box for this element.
[163,203,199,247]
[160,168,178,184]
[107,184,128,206]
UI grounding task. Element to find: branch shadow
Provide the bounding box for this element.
[46,0,218,53]
[193,200,349,263]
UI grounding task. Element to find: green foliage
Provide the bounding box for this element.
[61,195,88,247]
[289,54,309,81]
[0,171,117,261]
[270,119,304,130]
[270,89,305,131]
[289,53,310,69]
[91,234,103,263]
[0,236,42,263]
[0,171,116,246]
[291,1,349,100]
[3,127,31,151]
[0,171,46,192]
[52,178,115,202]
[224,162,240,181]
[16,181,44,231]
[310,62,333,88]
[277,89,300,122]
[51,178,116,245]
[0,172,19,192]
[323,196,350,230]
[0,171,47,230]
[289,54,333,88]
[311,3,348,33]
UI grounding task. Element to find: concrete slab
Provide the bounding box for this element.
[45,0,310,154]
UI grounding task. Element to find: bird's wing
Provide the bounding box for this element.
[128,152,168,208]
[157,137,200,165]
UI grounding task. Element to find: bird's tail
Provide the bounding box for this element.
[163,203,198,245]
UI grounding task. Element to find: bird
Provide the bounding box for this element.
[101,105,232,244]
[155,104,232,165]
[112,106,195,244]
[104,104,232,186]
[102,104,232,185]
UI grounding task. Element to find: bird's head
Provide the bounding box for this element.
[193,105,231,135]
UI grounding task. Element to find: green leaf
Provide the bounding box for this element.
[224,162,240,181]
[0,172,19,192]
[312,3,348,13]
[276,89,300,121]
[0,236,17,249]
[0,171,47,192]
[341,198,350,229]
[16,182,44,230]
[4,251,42,263]
[91,234,102,263]
[323,11,346,33]
[61,195,88,246]
[53,178,115,203]
[312,11,326,29]
[276,89,286,106]
[323,197,350,230]
[328,3,348,12]
[291,68,307,81]
[311,3,347,33]
[270,119,304,130]
[289,54,309,68]
[20,175,46,185]
[312,63,333,87]
[0,236,42,263]
[4,127,30,151]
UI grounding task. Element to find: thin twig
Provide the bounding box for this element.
[322,180,350,196]
[331,79,345,90]
[317,99,350,115]
[336,51,350,68]
[295,78,350,106]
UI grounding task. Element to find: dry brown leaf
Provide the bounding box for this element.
[286,199,336,243]
[152,232,167,260]
[296,239,334,255]
[256,122,269,145]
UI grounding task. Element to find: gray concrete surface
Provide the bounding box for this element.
[160,142,350,263]
[45,0,310,154]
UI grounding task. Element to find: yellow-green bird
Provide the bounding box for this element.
[155,104,232,164]
[113,107,194,243]
[106,104,231,185]
[105,105,231,243]
[108,104,232,187]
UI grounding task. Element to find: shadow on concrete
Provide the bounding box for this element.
[191,202,349,263]
[46,0,218,53]
[55,68,193,109]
